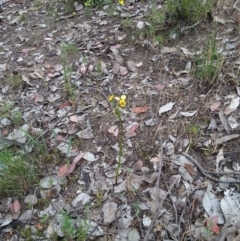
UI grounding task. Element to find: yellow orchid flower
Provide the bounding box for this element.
[118,0,124,5]
[119,95,127,107]
[119,99,126,108]
[120,95,126,100]
[108,94,115,102]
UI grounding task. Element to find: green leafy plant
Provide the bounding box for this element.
[33,0,44,10]
[19,13,26,23]
[61,43,78,57]
[11,110,23,126]
[39,214,50,224]
[60,211,90,241]
[187,124,200,136]
[7,74,23,87]
[0,101,14,116]
[133,201,140,217]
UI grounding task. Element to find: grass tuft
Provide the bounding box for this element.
[165,0,213,25]
[194,32,223,85]
[0,148,39,196]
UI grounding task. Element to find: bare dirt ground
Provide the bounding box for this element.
[1,0,240,240]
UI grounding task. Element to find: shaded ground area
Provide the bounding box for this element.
[1,0,240,240]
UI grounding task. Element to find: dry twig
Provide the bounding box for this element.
[182,152,240,183]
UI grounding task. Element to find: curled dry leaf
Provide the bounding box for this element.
[224,96,240,115]
[22,74,32,86]
[108,125,118,137]
[159,102,175,114]
[88,64,94,72]
[127,122,139,132]
[210,101,221,112]
[9,199,21,214]
[133,106,148,114]
[58,152,85,177]
[58,164,70,177]
[80,63,86,75]
[135,62,143,67]
[180,110,197,117]
[206,217,220,234]
[214,134,240,145]
[150,152,161,163]
[150,157,160,163]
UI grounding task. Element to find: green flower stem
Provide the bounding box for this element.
[115,106,123,185]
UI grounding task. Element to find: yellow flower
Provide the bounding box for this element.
[108,94,115,102]
[118,0,124,5]
[72,12,76,16]
[120,95,126,100]
[119,95,127,107]
[119,99,126,108]
[115,96,120,101]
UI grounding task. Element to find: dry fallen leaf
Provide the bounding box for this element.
[210,101,221,112]
[58,164,70,177]
[132,160,143,170]
[127,60,136,72]
[159,102,175,114]
[133,106,148,114]
[155,84,164,92]
[119,66,128,75]
[102,202,118,224]
[150,152,161,163]
[127,122,139,132]
[112,62,120,74]
[58,152,85,177]
[115,54,124,64]
[70,115,78,123]
[58,101,72,109]
[207,216,220,234]
[108,125,119,137]
[184,163,195,175]
[9,199,21,214]
[224,96,240,115]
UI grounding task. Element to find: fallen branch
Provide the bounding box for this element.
[182,152,240,183]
